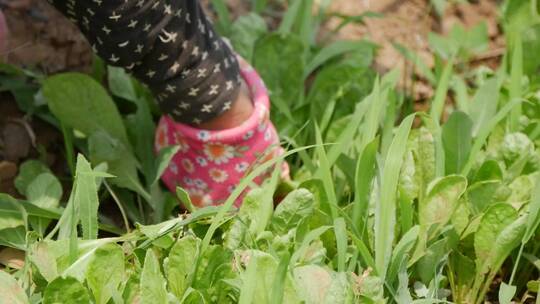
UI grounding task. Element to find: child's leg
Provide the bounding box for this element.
[46,0,287,206]
[47,0,244,126]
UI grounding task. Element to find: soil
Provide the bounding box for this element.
[325,0,504,101]
[1,0,92,73]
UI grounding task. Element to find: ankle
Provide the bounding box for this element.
[198,81,254,130]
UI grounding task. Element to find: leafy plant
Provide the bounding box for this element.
[0,0,539,303]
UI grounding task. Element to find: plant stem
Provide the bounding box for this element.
[61,123,75,177]
[104,181,131,234]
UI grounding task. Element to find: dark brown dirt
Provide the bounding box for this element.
[0,93,68,197]
[2,0,92,73]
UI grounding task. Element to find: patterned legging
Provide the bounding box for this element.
[48,0,242,126]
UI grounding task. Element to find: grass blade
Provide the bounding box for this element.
[270,252,291,304]
[75,155,100,240]
[315,124,338,219]
[509,34,523,131]
[304,40,375,77]
[334,217,347,272]
[278,0,303,34]
[239,254,258,304]
[210,0,232,33]
[462,99,523,175]
[352,138,379,231]
[375,114,415,280]
[430,58,454,123]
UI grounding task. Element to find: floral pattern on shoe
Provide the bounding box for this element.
[155,57,289,208]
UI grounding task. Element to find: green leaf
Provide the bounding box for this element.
[522,25,540,85]
[473,159,503,183]
[176,187,196,213]
[140,250,168,304]
[293,265,353,303]
[304,40,375,77]
[29,241,58,282]
[449,251,476,292]
[107,66,137,101]
[430,58,454,122]
[239,187,275,237]
[414,127,437,195]
[43,73,129,145]
[210,0,231,32]
[193,245,234,301]
[499,282,516,304]
[43,276,90,304]
[467,180,502,215]
[14,160,52,196]
[270,252,291,304]
[475,204,517,264]
[375,114,415,279]
[416,237,448,284]
[152,145,180,185]
[468,78,501,137]
[524,176,540,243]
[509,33,523,131]
[442,111,473,174]
[0,270,29,304]
[474,216,528,302]
[239,251,258,304]
[239,251,299,304]
[352,138,379,229]
[165,236,200,299]
[253,33,305,123]
[420,175,467,228]
[74,155,100,240]
[0,227,27,250]
[124,82,157,184]
[271,188,315,235]
[0,194,25,230]
[524,253,540,270]
[388,226,420,283]
[86,243,125,304]
[88,130,141,193]
[229,13,268,61]
[334,217,347,273]
[26,173,62,209]
[27,173,62,235]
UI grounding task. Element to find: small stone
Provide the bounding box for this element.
[0,161,17,181]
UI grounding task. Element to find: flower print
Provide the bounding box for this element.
[182,177,194,186]
[264,128,272,141]
[193,178,208,189]
[187,188,213,207]
[173,133,190,153]
[169,162,179,175]
[257,122,267,133]
[243,130,254,141]
[181,159,195,173]
[156,124,169,149]
[195,156,208,167]
[235,162,249,173]
[203,143,235,165]
[227,185,235,193]
[209,168,229,183]
[197,130,211,142]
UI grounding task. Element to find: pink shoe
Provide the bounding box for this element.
[155,57,289,208]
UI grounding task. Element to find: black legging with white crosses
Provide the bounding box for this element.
[48,0,242,125]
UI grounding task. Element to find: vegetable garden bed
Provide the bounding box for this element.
[0,0,540,303]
